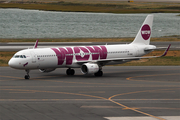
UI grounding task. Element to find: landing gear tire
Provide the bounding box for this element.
[24,75,30,79]
[25,70,30,79]
[66,68,75,76]
[94,70,103,77]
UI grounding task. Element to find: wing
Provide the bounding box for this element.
[76,44,171,65]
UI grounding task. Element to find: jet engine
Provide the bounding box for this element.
[81,63,99,74]
[39,68,56,73]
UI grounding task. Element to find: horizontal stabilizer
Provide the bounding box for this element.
[145,46,171,51]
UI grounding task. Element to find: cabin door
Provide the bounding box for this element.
[30,51,37,63]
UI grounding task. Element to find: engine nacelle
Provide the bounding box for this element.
[81,63,99,74]
[39,68,56,73]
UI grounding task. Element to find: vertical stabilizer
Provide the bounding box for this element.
[131,15,154,45]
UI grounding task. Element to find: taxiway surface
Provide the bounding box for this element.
[0,66,180,120]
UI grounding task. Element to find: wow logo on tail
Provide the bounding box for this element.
[141,24,151,40]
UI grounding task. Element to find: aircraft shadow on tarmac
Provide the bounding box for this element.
[29,70,159,80]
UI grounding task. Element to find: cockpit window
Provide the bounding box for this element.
[13,55,26,58]
[14,55,20,58]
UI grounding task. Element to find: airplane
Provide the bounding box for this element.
[8,14,171,79]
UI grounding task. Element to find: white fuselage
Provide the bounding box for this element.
[8,44,154,70]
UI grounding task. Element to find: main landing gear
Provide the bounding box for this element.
[24,70,30,79]
[66,68,75,76]
[94,70,103,77]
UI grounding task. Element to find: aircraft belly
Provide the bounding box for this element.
[106,60,131,65]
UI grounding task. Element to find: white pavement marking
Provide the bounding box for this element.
[104,116,180,120]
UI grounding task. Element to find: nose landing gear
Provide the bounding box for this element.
[25,70,30,79]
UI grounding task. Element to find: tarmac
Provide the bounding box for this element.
[0,66,180,120]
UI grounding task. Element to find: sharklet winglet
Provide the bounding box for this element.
[33,40,38,49]
[161,44,171,57]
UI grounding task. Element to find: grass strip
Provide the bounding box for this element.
[0,51,16,66]
[0,2,180,13]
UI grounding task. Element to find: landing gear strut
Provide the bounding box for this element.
[66,68,75,76]
[24,70,30,79]
[94,70,103,77]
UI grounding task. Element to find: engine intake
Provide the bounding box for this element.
[81,63,99,74]
[39,68,56,73]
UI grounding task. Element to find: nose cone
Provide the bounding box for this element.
[8,59,13,67]
[8,58,17,68]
